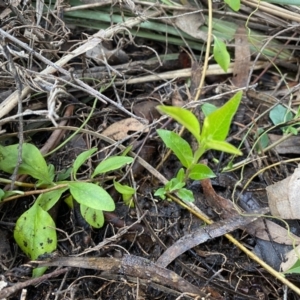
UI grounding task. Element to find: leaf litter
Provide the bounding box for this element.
[1,0,300,299]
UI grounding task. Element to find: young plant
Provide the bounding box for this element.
[114,180,135,207]
[155,91,243,202]
[0,144,134,277]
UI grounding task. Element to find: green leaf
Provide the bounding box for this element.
[176,168,185,182]
[188,164,216,180]
[114,181,135,207]
[73,148,97,180]
[68,182,115,211]
[0,143,53,185]
[201,91,242,142]
[36,187,69,211]
[285,126,298,135]
[269,104,294,126]
[284,259,300,274]
[80,204,104,228]
[168,177,185,191]
[224,0,240,11]
[156,129,193,168]
[156,106,201,142]
[154,187,166,200]
[14,203,57,264]
[92,156,133,178]
[205,140,242,155]
[213,36,230,72]
[114,180,135,195]
[56,167,73,181]
[177,188,194,202]
[201,103,218,116]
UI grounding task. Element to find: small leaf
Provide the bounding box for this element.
[213,36,230,72]
[80,204,104,228]
[154,188,166,200]
[284,259,300,274]
[269,104,294,126]
[285,126,298,135]
[0,143,52,184]
[188,164,215,180]
[68,182,115,211]
[168,177,185,191]
[14,203,57,266]
[205,140,242,155]
[92,156,133,178]
[201,91,242,142]
[176,168,185,182]
[157,129,193,168]
[36,187,69,211]
[114,181,135,207]
[177,188,194,202]
[114,180,135,195]
[156,106,201,142]
[73,148,97,180]
[56,167,73,181]
[224,0,240,11]
[201,103,218,116]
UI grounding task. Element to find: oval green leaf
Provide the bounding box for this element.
[269,104,293,126]
[177,188,194,202]
[92,156,133,178]
[14,203,57,261]
[157,129,193,168]
[0,143,52,184]
[188,164,216,180]
[80,204,104,228]
[213,36,230,72]
[156,106,201,142]
[68,182,115,211]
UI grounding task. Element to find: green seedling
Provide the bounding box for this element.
[114,180,135,207]
[0,144,134,277]
[155,91,243,202]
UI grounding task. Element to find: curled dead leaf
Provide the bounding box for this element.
[101,118,149,140]
[266,165,300,219]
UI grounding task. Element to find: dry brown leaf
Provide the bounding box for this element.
[268,134,300,154]
[232,27,250,87]
[101,118,149,140]
[202,178,300,245]
[86,44,129,65]
[174,11,207,41]
[247,219,300,245]
[280,245,300,272]
[266,165,300,219]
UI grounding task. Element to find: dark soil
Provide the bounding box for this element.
[1,1,300,299]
